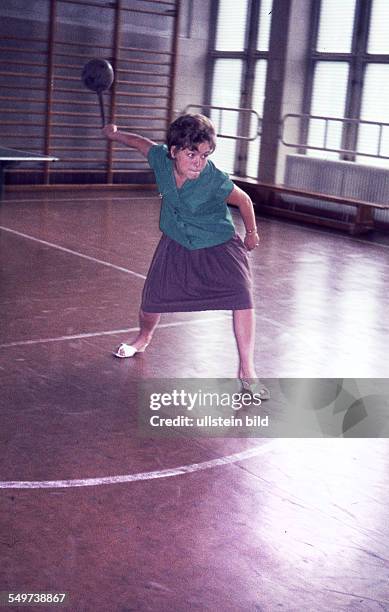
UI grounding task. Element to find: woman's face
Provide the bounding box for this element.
[171,141,213,182]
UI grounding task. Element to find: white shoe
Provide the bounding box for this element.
[240,378,271,400]
[113,343,148,358]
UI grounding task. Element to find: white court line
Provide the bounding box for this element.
[0,207,274,491]
[0,440,279,489]
[0,225,147,280]
[2,195,158,204]
[0,315,230,348]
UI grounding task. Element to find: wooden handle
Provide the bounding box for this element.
[98,91,105,127]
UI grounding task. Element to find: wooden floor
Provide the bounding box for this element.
[0,189,389,611]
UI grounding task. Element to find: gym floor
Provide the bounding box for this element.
[1,190,389,611]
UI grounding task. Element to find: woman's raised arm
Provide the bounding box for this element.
[102,124,155,158]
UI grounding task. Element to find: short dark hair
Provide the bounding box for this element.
[167,114,216,159]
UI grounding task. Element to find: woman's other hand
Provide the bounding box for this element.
[244,230,260,251]
[102,123,117,140]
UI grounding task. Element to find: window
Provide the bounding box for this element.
[246,60,267,176]
[308,62,349,159]
[214,0,249,52]
[367,0,389,54]
[316,0,356,54]
[306,0,389,167]
[357,64,389,166]
[210,60,244,172]
[257,0,272,51]
[208,0,273,176]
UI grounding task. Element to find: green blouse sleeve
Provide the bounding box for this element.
[208,162,234,202]
[218,172,235,202]
[147,144,168,172]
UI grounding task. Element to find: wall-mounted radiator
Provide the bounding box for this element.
[284,154,389,224]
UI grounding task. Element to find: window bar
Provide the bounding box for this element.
[323,118,329,151]
[44,0,57,185]
[166,0,180,127]
[107,0,122,184]
[58,0,176,17]
[377,123,383,157]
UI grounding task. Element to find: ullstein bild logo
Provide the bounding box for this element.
[148,413,269,428]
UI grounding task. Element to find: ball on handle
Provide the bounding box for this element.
[81,58,114,127]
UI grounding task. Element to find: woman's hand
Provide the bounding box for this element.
[102,123,118,140]
[227,186,260,251]
[244,230,260,251]
[101,126,154,156]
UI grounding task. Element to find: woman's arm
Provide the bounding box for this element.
[102,124,155,158]
[227,184,260,250]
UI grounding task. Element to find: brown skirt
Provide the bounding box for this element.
[141,234,254,313]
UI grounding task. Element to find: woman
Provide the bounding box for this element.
[103,114,270,400]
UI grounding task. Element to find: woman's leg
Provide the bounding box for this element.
[232,308,257,379]
[131,309,161,349]
[116,309,160,356]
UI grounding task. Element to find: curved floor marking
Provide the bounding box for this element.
[0,441,278,489]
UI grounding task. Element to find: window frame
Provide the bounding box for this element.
[205,0,272,176]
[303,0,389,162]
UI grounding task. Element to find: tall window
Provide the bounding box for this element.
[208,0,273,176]
[306,0,389,167]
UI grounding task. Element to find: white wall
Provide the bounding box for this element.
[276,0,312,182]
[259,0,312,183]
[173,0,213,117]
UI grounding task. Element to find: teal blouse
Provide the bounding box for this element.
[147,144,235,250]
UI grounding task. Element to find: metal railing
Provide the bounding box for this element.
[181,106,389,162]
[184,104,262,141]
[281,113,389,160]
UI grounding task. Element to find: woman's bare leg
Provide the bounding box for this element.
[116,309,160,356]
[131,309,161,349]
[232,308,257,379]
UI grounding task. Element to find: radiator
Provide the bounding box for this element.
[284,154,389,224]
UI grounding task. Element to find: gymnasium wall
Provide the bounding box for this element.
[0,0,212,187]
